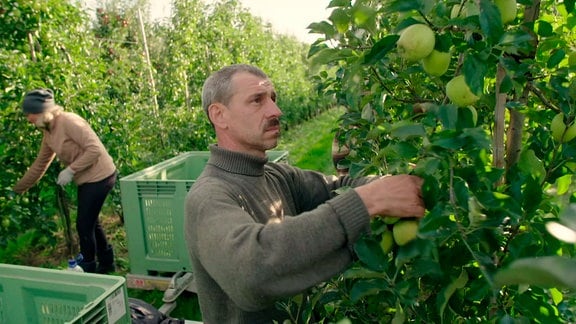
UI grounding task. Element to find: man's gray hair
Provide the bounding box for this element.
[201,64,269,117]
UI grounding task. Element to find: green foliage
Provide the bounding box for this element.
[0,229,56,266]
[277,107,345,173]
[1,0,331,253]
[300,0,576,322]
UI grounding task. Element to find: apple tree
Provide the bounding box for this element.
[287,0,576,322]
[0,0,326,261]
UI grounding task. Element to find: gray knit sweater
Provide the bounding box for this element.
[184,145,373,323]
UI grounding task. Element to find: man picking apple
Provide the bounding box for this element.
[184,64,426,323]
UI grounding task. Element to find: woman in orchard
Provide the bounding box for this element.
[13,88,117,274]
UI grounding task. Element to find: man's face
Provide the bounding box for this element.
[215,72,283,155]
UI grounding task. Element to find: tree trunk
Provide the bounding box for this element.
[494,64,507,174]
[499,0,541,184]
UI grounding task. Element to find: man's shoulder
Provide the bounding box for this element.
[189,171,235,193]
[265,161,297,173]
[186,172,239,209]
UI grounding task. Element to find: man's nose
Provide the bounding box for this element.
[266,99,283,118]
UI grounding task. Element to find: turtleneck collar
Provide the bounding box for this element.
[208,144,269,177]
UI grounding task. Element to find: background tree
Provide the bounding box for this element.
[0,0,331,263]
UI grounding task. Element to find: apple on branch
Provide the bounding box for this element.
[494,0,517,24]
[446,75,480,107]
[392,219,419,246]
[396,23,435,62]
[422,50,451,76]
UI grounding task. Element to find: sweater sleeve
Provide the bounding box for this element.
[280,163,376,214]
[186,177,370,312]
[13,138,56,193]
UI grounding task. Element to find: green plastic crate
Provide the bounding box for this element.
[120,150,289,276]
[0,263,130,323]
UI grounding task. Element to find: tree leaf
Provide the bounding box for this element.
[499,74,513,94]
[461,128,492,150]
[328,0,352,8]
[353,235,388,272]
[343,267,387,280]
[364,34,400,65]
[384,0,424,13]
[478,0,504,42]
[559,203,576,229]
[390,121,426,140]
[462,53,487,96]
[307,21,336,39]
[457,106,477,129]
[329,8,350,33]
[435,32,453,53]
[395,239,428,267]
[537,20,554,37]
[452,176,470,211]
[413,158,442,178]
[350,278,388,302]
[494,256,576,289]
[564,0,575,13]
[309,47,356,67]
[522,176,543,214]
[438,269,469,322]
[555,174,572,195]
[352,4,377,28]
[498,29,536,56]
[549,287,564,305]
[517,149,546,184]
[437,104,459,130]
[547,49,566,69]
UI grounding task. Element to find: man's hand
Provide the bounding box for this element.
[355,174,425,218]
[57,167,75,186]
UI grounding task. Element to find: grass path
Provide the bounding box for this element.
[277,106,344,174]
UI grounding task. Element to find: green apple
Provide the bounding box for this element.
[495,0,517,24]
[392,220,419,246]
[550,113,576,143]
[446,75,480,107]
[422,50,451,76]
[396,24,435,62]
[551,113,566,143]
[564,123,576,142]
[380,230,394,253]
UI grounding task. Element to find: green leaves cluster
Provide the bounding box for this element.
[298,0,576,322]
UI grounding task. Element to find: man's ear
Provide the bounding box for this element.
[208,103,228,129]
